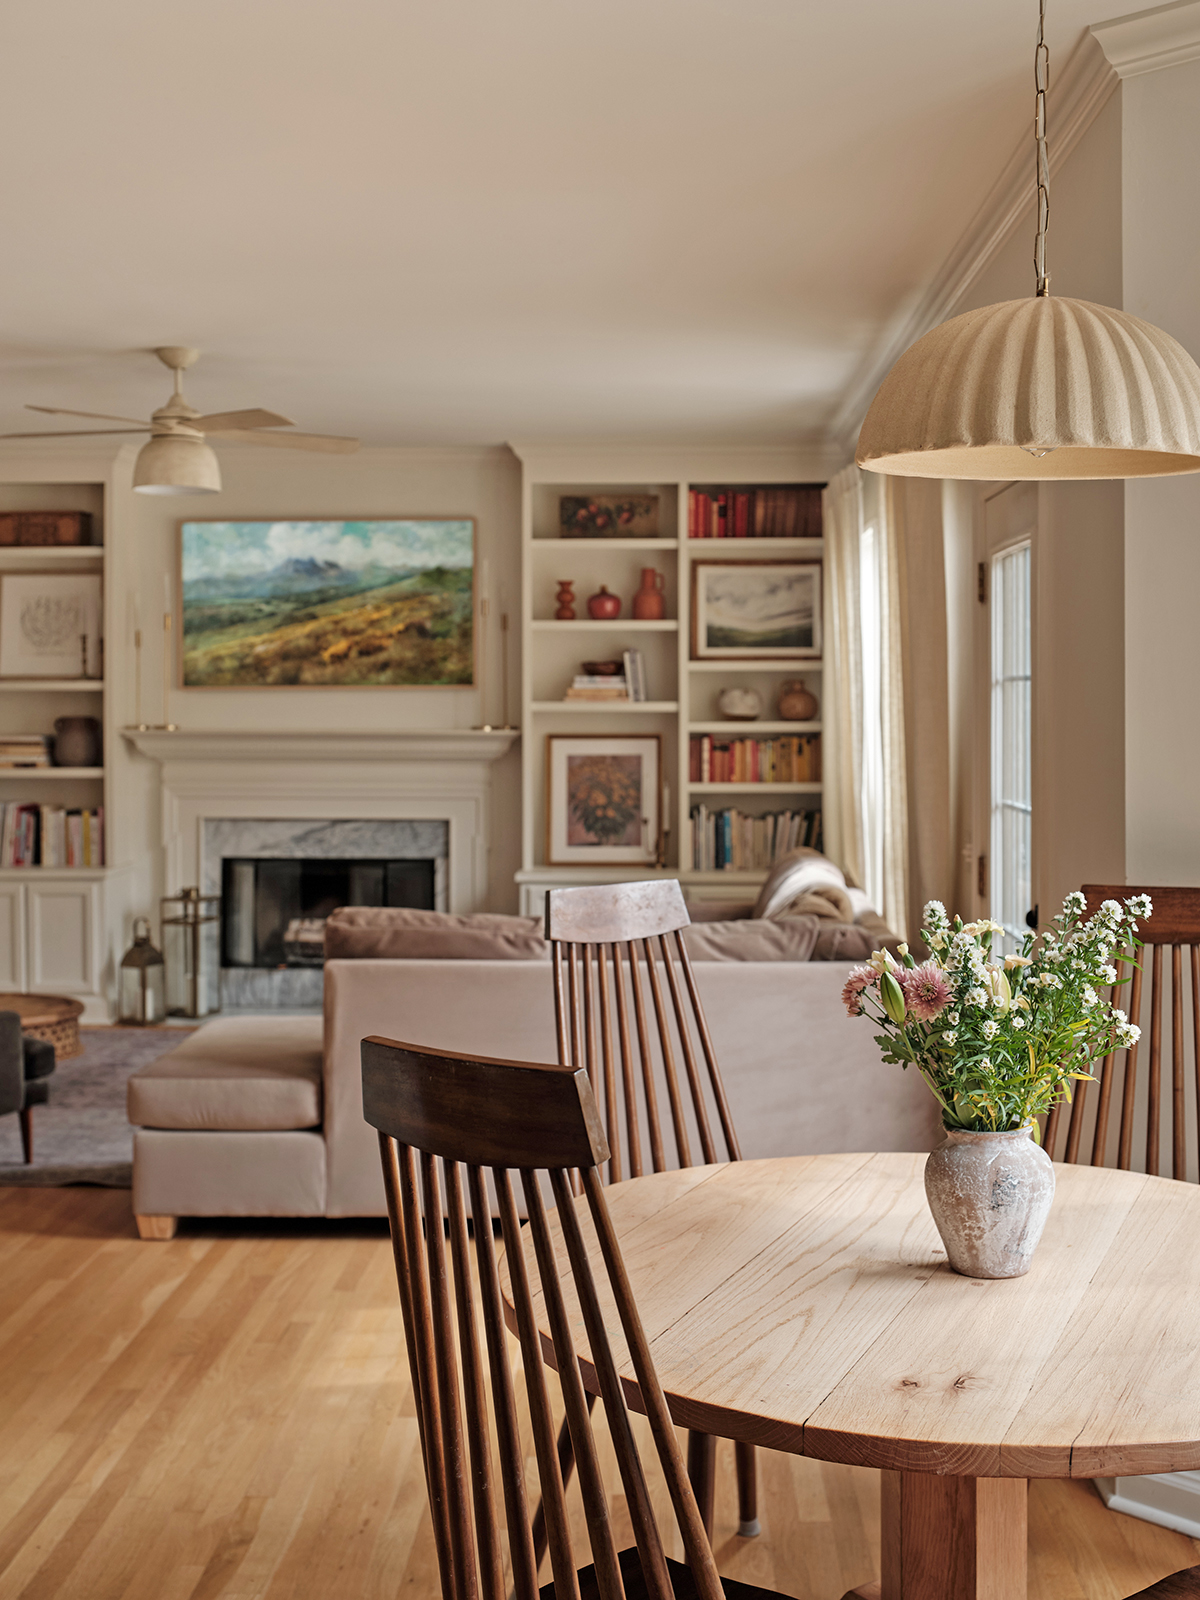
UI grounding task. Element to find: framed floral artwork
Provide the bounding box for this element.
[691,560,821,659]
[545,734,661,866]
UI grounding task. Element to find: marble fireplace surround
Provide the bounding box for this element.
[125,727,520,919]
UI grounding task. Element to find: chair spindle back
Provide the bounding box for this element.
[1043,886,1200,1182]
[545,881,740,1182]
[362,1034,724,1600]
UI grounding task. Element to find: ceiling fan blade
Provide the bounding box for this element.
[26,404,151,426]
[0,428,151,439]
[205,428,360,454]
[193,408,294,432]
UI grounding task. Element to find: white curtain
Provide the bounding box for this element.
[823,465,910,941]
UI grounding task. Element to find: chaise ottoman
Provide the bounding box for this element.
[127,1015,325,1238]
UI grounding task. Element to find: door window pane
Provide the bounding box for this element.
[990,543,1031,948]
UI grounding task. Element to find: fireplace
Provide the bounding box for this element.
[203,817,449,1009]
[221,856,437,970]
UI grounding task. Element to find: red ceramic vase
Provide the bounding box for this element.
[586,585,622,620]
[631,568,665,620]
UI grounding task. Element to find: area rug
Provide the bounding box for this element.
[0,1027,188,1187]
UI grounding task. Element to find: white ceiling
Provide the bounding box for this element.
[0,0,1128,448]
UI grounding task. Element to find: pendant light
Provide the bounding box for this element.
[855,0,1200,480]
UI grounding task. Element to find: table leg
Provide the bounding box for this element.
[871,1471,1027,1600]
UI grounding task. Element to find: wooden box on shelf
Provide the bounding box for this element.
[0,512,93,547]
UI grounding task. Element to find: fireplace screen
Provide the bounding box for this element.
[221,857,435,969]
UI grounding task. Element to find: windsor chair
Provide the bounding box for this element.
[360,1034,788,1600]
[1043,886,1200,1180]
[544,881,755,1543]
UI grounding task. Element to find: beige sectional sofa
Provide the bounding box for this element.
[128,956,940,1232]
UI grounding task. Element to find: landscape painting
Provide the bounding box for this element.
[180,520,474,687]
[691,560,821,659]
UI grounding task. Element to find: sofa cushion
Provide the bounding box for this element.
[127,1015,323,1131]
[681,918,820,961]
[324,905,549,960]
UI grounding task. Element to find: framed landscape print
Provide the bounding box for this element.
[179,519,475,687]
[546,734,661,866]
[691,560,821,659]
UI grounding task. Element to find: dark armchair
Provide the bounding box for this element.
[0,1010,56,1164]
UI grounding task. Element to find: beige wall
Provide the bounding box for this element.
[1121,57,1200,884]
[109,443,523,912]
[936,89,1126,924]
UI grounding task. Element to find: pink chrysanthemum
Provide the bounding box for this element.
[841,964,878,1016]
[899,960,952,1021]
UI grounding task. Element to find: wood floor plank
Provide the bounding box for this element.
[2,1186,1198,1600]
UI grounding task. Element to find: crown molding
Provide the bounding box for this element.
[827,29,1119,458]
[1092,0,1200,78]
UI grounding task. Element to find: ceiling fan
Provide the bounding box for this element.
[0,347,360,495]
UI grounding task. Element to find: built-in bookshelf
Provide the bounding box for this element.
[514,449,832,913]
[0,469,123,1015]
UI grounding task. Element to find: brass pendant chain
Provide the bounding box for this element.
[1034,0,1051,296]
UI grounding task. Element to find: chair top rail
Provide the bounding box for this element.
[1082,885,1200,946]
[545,880,690,947]
[361,1036,609,1170]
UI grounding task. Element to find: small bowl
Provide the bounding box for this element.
[582,659,623,676]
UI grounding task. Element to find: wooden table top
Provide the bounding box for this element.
[0,992,85,1025]
[534,1152,1200,1481]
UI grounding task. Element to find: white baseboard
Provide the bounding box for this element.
[1095,1473,1200,1538]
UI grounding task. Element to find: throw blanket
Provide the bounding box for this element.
[752,847,871,924]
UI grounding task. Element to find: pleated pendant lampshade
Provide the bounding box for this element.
[856,295,1200,480]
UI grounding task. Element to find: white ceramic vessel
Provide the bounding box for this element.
[924,1124,1055,1279]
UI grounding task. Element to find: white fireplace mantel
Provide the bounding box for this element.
[122,728,519,764]
[123,725,520,913]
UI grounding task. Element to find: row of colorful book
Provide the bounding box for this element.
[0,803,104,868]
[687,485,823,539]
[690,733,821,784]
[689,805,822,872]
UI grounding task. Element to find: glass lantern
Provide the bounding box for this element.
[161,886,221,1017]
[118,918,166,1025]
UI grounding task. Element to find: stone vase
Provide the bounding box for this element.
[924,1125,1055,1279]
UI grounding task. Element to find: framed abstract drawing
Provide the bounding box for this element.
[179,518,475,687]
[545,734,661,866]
[691,560,821,659]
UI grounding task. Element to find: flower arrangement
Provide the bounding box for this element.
[843,891,1151,1134]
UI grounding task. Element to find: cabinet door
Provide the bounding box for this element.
[25,881,100,995]
[0,884,26,990]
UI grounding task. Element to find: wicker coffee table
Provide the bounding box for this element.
[0,993,85,1058]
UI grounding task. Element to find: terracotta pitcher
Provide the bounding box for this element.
[632,568,665,620]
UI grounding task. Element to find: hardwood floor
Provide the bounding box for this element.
[1,1186,1197,1600]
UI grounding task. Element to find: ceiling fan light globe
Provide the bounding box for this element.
[855,296,1200,481]
[133,433,221,495]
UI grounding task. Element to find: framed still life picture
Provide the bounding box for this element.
[559,494,659,538]
[179,519,475,687]
[691,560,821,659]
[0,573,102,679]
[546,734,661,866]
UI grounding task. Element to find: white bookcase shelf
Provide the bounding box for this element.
[0,471,121,1018]
[515,450,832,906]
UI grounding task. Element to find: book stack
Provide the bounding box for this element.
[689,805,823,871]
[689,734,821,784]
[688,485,824,539]
[565,675,629,701]
[0,803,104,867]
[0,735,51,769]
[563,650,649,702]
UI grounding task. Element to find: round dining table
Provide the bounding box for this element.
[540,1151,1200,1600]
